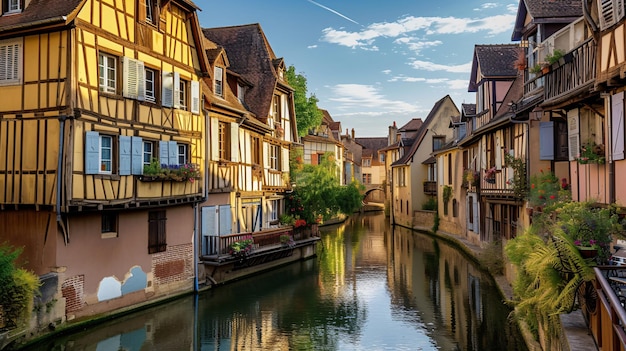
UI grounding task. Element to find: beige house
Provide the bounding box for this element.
[301,109,344,184]
[391,95,459,226]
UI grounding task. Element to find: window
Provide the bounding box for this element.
[237,83,245,102]
[218,122,230,160]
[145,68,156,103]
[379,153,385,162]
[101,213,118,238]
[363,158,371,167]
[272,95,281,122]
[269,199,279,222]
[362,173,371,184]
[397,167,406,187]
[148,210,167,254]
[143,141,154,165]
[178,144,188,165]
[178,79,187,110]
[251,136,260,165]
[269,144,280,170]
[433,136,445,151]
[6,0,20,13]
[100,135,113,174]
[0,38,21,84]
[214,66,223,96]
[99,53,117,94]
[145,0,154,24]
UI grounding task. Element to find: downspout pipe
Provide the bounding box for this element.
[56,115,67,243]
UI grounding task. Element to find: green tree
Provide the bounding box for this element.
[287,151,363,223]
[285,65,323,137]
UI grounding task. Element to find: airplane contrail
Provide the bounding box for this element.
[306,0,360,25]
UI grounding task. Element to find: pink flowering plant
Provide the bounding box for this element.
[528,170,564,210]
[229,235,254,255]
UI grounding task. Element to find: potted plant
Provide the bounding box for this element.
[545,49,565,66]
[576,141,605,164]
[229,236,254,256]
[484,166,497,184]
[280,234,294,248]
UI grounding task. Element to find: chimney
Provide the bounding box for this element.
[351,128,355,139]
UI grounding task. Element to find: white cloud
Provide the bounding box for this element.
[408,60,472,73]
[320,14,516,49]
[381,69,392,75]
[307,44,318,49]
[393,38,442,54]
[327,84,418,114]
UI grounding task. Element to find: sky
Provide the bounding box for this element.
[197,1,519,137]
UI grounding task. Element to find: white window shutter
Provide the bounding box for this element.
[612,92,625,161]
[173,72,181,109]
[282,147,289,172]
[122,57,138,99]
[137,60,145,101]
[119,135,132,175]
[495,132,502,169]
[131,136,143,174]
[190,80,200,114]
[85,131,100,174]
[599,0,616,30]
[230,122,239,162]
[162,71,173,107]
[210,118,219,161]
[568,111,580,161]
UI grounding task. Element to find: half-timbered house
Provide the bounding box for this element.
[301,109,344,184]
[0,0,208,328]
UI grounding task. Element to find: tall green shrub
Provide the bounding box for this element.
[0,245,39,329]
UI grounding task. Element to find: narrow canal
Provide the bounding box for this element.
[20,212,527,351]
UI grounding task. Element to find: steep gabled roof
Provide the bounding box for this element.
[468,44,519,92]
[203,23,286,122]
[355,137,387,153]
[512,0,582,41]
[392,95,458,167]
[0,0,85,35]
[399,118,423,132]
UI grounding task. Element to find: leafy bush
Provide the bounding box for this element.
[0,244,39,329]
[422,197,437,211]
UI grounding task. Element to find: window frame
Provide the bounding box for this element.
[144,67,157,103]
[99,134,114,174]
[214,66,223,97]
[7,0,20,13]
[272,95,282,122]
[432,136,445,152]
[0,38,22,85]
[99,52,118,94]
[143,140,155,166]
[101,213,118,238]
[251,136,261,165]
[145,0,155,24]
[269,144,280,170]
[148,210,167,254]
[178,78,187,110]
[218,121,230,161]
[177,143,188,165]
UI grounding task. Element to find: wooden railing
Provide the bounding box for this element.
[480,168,515,197]
[423,181,437,195]
[587,266,626,350]
[202,226,319,256]
[543,38,596,104]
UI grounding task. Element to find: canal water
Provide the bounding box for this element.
[20,212,527,351]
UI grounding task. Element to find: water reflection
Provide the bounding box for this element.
[19,213,526,351]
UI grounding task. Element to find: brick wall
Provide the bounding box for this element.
[61,275,85,313]
[413,210,435,230]
[151,243,193,291]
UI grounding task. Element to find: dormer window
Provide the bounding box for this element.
[6,0,20,13]
[214,66,223,97]
[237,83,245,102]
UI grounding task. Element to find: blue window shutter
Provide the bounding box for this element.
[201,206,216,236]
[218,204,231,236]
[159,140,169,165]
[131,136,143,174]
[85,131,100,174]
[168,141,178,165]
[119,136,131,175]
[540,122,554,160]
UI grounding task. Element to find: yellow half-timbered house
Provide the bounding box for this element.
[0,0,208,327]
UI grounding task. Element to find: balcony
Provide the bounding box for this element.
[542,37,596,105]
[423,181,437,195]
